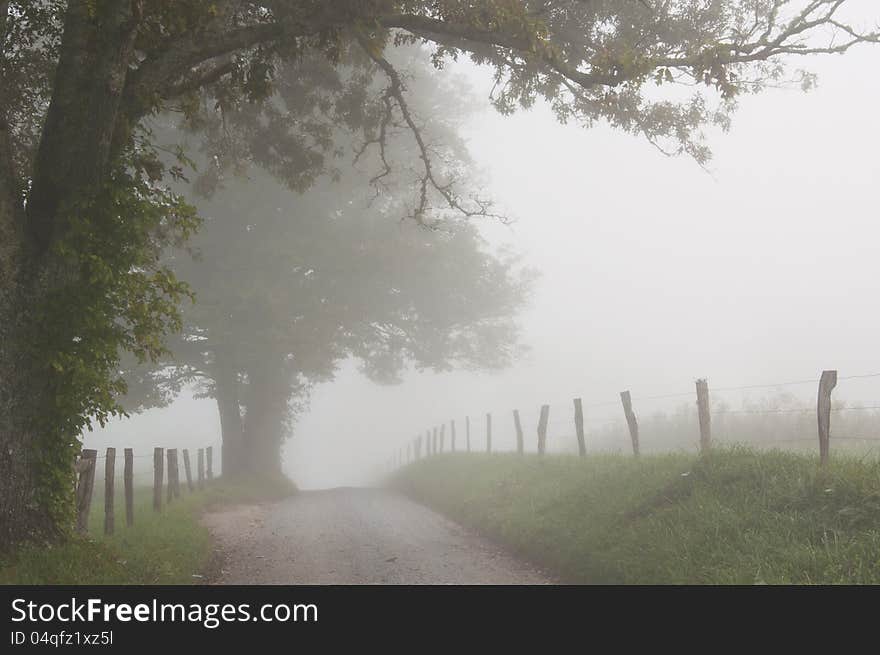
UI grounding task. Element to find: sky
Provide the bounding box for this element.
[86,3,880,488]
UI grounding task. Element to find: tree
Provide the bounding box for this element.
[141,168,531,476]
[120,45,530,477]
[1,1,877,546]
[130,68,532,474]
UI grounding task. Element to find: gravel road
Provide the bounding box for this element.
[203,487,552,584]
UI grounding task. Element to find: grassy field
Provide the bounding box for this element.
[391,447,880,584]
[0,475,296,585]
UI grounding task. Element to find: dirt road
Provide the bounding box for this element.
[203,488,552,584]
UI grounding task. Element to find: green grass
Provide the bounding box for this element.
[391,447,880,584]
[0,475,296,585]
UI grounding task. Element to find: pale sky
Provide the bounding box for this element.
[87,4,880,488]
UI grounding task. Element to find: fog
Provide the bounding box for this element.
[85,5,880,489]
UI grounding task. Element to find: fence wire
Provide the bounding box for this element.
[392,369,880,465]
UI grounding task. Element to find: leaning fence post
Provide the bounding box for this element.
[513,409,524,454]
[695,379,711,455]
[450,420,456,452]
[197,448,205,489]
[817,370,837,467]
[104,447,115,535]
[466,416,471,452]
[153,447,164,511]
[573,399,586,456]
[486,413,492,453]
[182,448,194,492]
[620,391,640,456]
[75,449,97,534]
[124,448,134,527]
[206,446,213,480]
[537,404,550,455]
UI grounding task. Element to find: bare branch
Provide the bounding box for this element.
[354,32,507,225]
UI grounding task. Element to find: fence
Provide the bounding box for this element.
[386,369,880,471]
[73,444,217,536]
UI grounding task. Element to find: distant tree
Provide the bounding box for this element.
[128,166,532,476]
[119,47,532,477]
[2,0,877,545]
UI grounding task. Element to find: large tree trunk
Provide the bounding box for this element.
[0,1,61,547]
[241,359,290,476]
[214,349,245,478]
[0,316,70,547]
[27,0,142,251]
[0,1,143,547]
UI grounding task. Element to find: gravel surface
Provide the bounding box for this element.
[203,487,553,584]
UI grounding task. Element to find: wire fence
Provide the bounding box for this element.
[386,369,880,470]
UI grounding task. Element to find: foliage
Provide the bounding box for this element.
[24,163,200,536]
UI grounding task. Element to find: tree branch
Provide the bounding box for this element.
[355,32,506,225]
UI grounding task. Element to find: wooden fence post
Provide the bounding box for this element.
[415,436,421,459]
[153,447,164,511]
[169,449,181,500]
[573,398,586,456]
[486,413,492,453]
[197,448,205,489]
[817,370,837,467]
[695,379,711,455]
[537,404,550,455]
[466,416,471,452]
[104,447,115,535]
[513,409,524,454]
[425,430,431,456]
[450,420,456,452]
[430,427,436,455]
[182,448,194,492]
[166,449,175,504]
[439,424,445,453]
[206,446,213,480]
[620,391,640,456]
[406,442,411,463]
[75,449,97,534]
[124,448,134,527]
[173,449,181,497]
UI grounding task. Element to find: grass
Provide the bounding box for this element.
[0,475,296,585]
[391,447,880,584]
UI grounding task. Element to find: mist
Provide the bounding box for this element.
[78,6,880,491]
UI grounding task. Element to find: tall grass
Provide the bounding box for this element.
[0,475,295,585]
[392,448,880,584]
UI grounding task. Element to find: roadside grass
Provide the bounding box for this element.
[0,474,296,585]
[391,447,880,584]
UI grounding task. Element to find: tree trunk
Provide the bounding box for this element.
[0,1,144,547]
[214,349,244,477]
[27,0,143,251]
[241,359,290,476]
[0,258,83,547]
